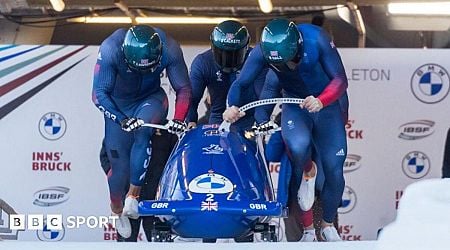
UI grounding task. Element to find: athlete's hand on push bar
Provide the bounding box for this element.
[121,117,144,132]
[167,119,187,134]
[300,95,323,113]
[223,106,245,123]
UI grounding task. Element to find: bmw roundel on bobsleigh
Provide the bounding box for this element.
[138,98,304,242]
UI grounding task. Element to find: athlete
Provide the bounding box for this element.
[92,25,191,237]
[223,18,348,241]
[187,20,266,131]
[267,92,348,242]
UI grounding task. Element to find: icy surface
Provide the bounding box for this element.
[1,241,377,250]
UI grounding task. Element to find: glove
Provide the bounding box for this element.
[120,118,144,132]
[300,95,323,113]
[167,119,186,134]
[252,120,279,135]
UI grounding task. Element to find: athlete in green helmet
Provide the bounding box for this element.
[122,25,163,73]
[260,18,303,72]
[93,25,191,238]
[186,20,267,131]
[224,18,349,242]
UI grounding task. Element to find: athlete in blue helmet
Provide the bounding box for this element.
[92,25,191,237]
[224,18,348,241]
[186,20,266,131]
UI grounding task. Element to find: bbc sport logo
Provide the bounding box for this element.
[410,64,450,104]
[9,214,118,231]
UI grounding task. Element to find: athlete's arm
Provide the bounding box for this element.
[92,43,127,124]
[227,45,268,107]
[316,30,348,107]
[254,69,282,124]
[165,37,192,121]
[186,55,206,123]
[252,67,269,100]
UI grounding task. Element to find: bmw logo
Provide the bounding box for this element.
[38,112,67,140]
[338,186,357,214]
[36,222,65,241]
[402,151,430,179]
[411,64,450,104]
[188,172,234,194]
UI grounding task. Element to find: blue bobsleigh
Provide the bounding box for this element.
[139,98,303,242]
[139,124,281,241]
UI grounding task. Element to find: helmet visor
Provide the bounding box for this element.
[212,46,247,73]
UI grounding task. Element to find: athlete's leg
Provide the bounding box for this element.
[104,117,134,238]
[104,117,133,214]
[123,89,169,218]
[312,103,346,241]
[281,104,313,177]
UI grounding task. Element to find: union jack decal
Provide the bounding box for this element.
[225,33,235,39]
[201,201,219,211]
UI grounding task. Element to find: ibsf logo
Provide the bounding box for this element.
[36,220,65,241]
[33,186,70,207]
[345,120,363,139]
[38,112,67,140]
[338,186,357,214]
[398,120,435,140]
[411,64,450,104]
[344,154,362,173]
[402,151,430,179]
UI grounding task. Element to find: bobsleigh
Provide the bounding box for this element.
[138,98,304,242]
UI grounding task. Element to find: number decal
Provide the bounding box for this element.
[205,193,215,201]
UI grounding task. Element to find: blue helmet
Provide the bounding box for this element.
[122,25,162,73]
[211,20,250,73]
[260,18,303,72]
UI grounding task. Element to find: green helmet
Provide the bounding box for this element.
[260,18,303,72]
[211,20,250,73]
[122,25,162,73]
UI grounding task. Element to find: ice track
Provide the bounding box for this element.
[1,241,377,250]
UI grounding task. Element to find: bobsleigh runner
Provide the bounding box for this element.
[138,98,304,242]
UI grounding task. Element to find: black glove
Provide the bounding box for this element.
[252,120,279,135]
[120,117,144,132]
[167,119,186,134]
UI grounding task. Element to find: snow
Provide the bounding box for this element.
[376,178,450,250]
